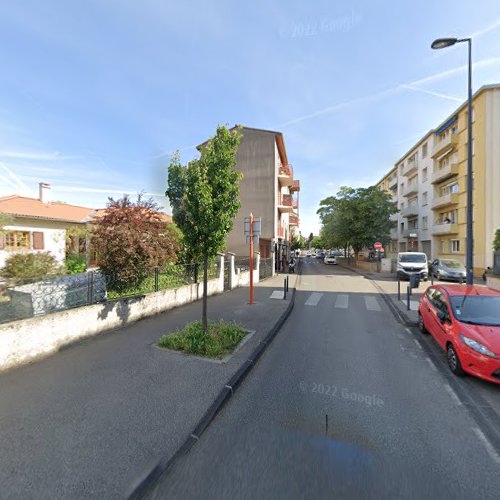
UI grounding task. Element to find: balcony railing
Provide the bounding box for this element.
[401,204,419,218]
[432,162,459,184]
[403,183,419,197]
[432,133,458,159]
[403,228,419,239]
[278,164,294,186]
[278,193,293,206]
[432,222,459,235]
[432,192,459,210]
[289,214,299,226]
[402,159,418,177]
[290,179,300,192]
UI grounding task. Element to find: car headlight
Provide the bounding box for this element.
[459,334,497,358]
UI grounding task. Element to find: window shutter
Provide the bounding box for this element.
[33,231,44,250]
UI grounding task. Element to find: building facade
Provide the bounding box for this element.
[377,84,500,275]
[203,126,300,269]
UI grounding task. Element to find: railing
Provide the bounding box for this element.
[432,133,458,158]
[278,164,293,177]
[289,214,299,225]
[278,193,293,206]
[290,179,300,191]
[0,262,219,325]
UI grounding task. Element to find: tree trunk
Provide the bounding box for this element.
[202,253,208,333]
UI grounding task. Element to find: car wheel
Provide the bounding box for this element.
[447,344,465,377]
[418,312,428,334]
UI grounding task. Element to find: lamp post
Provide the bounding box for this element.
[431,37,473,285]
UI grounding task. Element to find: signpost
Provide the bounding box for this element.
[374,242,382,250]
[244,214,261,304]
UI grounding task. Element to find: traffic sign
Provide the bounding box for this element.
[374,242,383,250]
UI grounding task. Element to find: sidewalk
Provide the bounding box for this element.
[0,272,298,499]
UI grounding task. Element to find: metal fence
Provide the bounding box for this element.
[0,261,219,325]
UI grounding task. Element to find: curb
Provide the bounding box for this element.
[128,263,301,500]
[337,262,417,327]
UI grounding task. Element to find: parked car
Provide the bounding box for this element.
[306,251,312,257]
[316,251,325,259]
[430,259,466,282]
[418,284,500,384]
[324,254,337,265]
[397,252,428,281]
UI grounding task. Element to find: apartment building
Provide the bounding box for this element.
[204,126,300,269]
[377,83,500,275]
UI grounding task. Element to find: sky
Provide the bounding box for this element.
[1,0,500,236]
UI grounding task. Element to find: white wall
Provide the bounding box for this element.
[0,222,66,269]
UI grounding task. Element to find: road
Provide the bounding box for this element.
[149,258,500,499]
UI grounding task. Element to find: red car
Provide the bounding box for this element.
[418,284,500,384]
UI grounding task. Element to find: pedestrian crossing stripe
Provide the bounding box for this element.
[305,292,323,306]
[334,294,349,309]
[301,293,383,312]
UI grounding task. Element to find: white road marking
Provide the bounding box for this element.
[270,291,284,299]
[472,427,500,464]
[425,357,438,372]
[400,299,420,311]
[443,384,461,406]
[364,296,381,311]
[305,292,323,306]
[335,294,349,309]
[412,338,422,349]
[405,327,413,334]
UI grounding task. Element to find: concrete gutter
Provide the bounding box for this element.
[128,263,302,499]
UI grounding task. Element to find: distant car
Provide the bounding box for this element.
[324,254,337,265]
[306,251,312,257]
[316,251,325,259]
[430,259,466,282]
[418,284,500,384]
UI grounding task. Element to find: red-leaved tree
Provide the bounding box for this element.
[92,195,180,289]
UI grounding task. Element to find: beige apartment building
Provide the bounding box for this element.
[378,83,500,275]
[201,126,300,270]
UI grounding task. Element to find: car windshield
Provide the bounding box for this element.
[399,254,426,263]
[442,260,463,269]
[450,296,500,326]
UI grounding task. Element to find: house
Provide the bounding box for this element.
[0,183,95,269]
[0,183,175,270]
[198,126,300,271]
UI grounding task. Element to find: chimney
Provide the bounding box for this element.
[39,182,51,203]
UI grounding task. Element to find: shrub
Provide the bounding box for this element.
[1,252,64,284]
[66,254,87,274]
[493,229,500,252]
[158,320,247,358]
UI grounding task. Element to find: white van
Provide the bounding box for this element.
[397,252,429,281]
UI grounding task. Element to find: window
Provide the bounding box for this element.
[450,182,459,194]
[440,239,447,253]
[422,216,428,230]
[422,192,428,205]
[422,143,428,158]
[450,239,460,253]
[422,168,428,182]
[4,231,30,250]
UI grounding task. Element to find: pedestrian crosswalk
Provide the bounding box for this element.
[301,292,384,312]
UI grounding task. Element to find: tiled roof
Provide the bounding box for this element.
[90,208,173,223]
[0,195,95,223]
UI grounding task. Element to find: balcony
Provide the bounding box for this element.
[289,213,299,226]
[278,164,294,186]
[432,192,459,210]
[432,134,458,159]
[432,222,459,235]
[402,159,418,177]
[432,162,459,184]
[277,193,294,213]
[403,228,419,239]
[401,204,419,218]
[290,179,300,192]
[403,183,418,197]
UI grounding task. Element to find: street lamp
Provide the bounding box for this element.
[431,36,474,285]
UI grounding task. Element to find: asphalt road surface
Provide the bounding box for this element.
[148,258,500,500]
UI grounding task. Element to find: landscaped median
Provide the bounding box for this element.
[158,320,247,359]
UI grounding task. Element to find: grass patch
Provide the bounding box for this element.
[158,320,247,359]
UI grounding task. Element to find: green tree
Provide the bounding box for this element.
[167,125,242,332]
[493,229,500,251]
[290,233,305,251]
[307,232,314,248]
[0,213,13,234]
[318,186,397,260]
